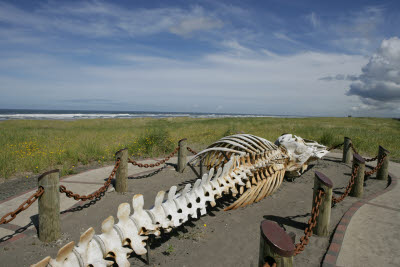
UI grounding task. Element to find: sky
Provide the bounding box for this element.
[0,0,399,117]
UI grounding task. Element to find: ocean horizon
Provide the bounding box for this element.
[0,109,304,121]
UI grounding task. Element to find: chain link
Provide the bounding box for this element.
[294,189,325,255]
[59,159,120,201]
[0,187,44,225]
[327,143,344,151]
[128,147,179,168]
[332,165,359,204]
[187,146,198,155]
[364,155,378,162]
[365,154,387,176]
[349,143,358,154]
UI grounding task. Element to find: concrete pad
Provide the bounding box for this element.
[337,204,400,267]
[370,187,400,210]
[0,227,16,237]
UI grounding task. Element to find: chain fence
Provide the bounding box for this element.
[0,187,44,225]
[187,146,198,155]
[327,143,344,151]
[59,159,120,201]
[332,165,358,205]
[294,189,325,255]
[128,147,179,168]
[365,154,387,176]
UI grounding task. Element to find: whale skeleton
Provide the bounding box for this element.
[32,134,328,267]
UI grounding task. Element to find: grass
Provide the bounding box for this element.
[0,117,399,179]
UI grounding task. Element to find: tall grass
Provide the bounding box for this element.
[0,117,399,178]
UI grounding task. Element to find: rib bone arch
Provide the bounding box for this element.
[32,134,328,267]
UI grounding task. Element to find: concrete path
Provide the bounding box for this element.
[0,156,190,244]
[324,152,400,267]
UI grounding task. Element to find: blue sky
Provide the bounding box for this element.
[0,0,399,117]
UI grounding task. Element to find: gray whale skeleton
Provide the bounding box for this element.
[32,134,328,267]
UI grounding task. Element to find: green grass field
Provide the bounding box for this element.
[0,117,399,178]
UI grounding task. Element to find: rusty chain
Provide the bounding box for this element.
[327,142,344,151]
[59,159,120,201]
[364,155,378,162]
[332,165,359,205]
[365,154,387,176]
[187,146,198,155]
[0,187,44,225]
[349,143,358,154]
[128,146,179,168]
[294,189,325,255]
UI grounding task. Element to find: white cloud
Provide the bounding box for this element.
[346,37,400,112]
[0,45,367,115]
[273,32,299,44]
[306,12,319,28]
[0,2,224,39]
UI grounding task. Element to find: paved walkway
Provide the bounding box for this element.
[323,152,400,267]
[0,153,399,266]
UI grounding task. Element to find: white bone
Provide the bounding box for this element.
[116,203,148,255]
[98,216,132,267]
[161,186,184,227]
[131,194,160,235]
[148,191,172,232]
[173,184,192,223]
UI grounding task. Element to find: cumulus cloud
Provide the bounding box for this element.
[346,37,400,110]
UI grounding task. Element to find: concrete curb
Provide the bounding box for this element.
[321,169,398,267]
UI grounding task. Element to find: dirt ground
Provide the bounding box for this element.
[0,153,388,267]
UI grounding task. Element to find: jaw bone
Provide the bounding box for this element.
[32,133,327,267]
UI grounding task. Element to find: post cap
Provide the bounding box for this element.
[115,148,128,156]
[260,220,295,257]
[344,137,352,141]
[314,171,333,188]
[178,138,187,143]
[379,145,390,154]
[38,169,60,182]
[353,153,365,164]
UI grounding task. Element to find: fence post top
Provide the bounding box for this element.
[178,138,187,143]
[379,145,390,154]
[260,220,295,257]
[314,171,333,188]
[38,169,59,181]
[344,136,352,141]
[353,153,365,164]
[114,148,128,156]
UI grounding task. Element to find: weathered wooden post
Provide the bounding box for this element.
[350,154,365,198]
[115,148,128,193]
[258,220,294,267]
[38,169,61,242]
[342,137,352,164]
[376,146,390,181]
[177,138,187,173]
[312,171,333,236]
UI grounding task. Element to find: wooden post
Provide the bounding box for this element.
[177,138,187,173]
[312,171,333,237]
[376,146,390,181]
[115,148,128,193]
[38,169,61,242]
[342,137,352,164]
[350,154,365,198]
[259,220,294,267]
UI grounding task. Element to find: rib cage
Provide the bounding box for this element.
[32,134,293,267]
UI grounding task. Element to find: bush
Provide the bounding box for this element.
[133,128,175,157]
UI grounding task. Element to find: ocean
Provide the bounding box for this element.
[0,109,299,120]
